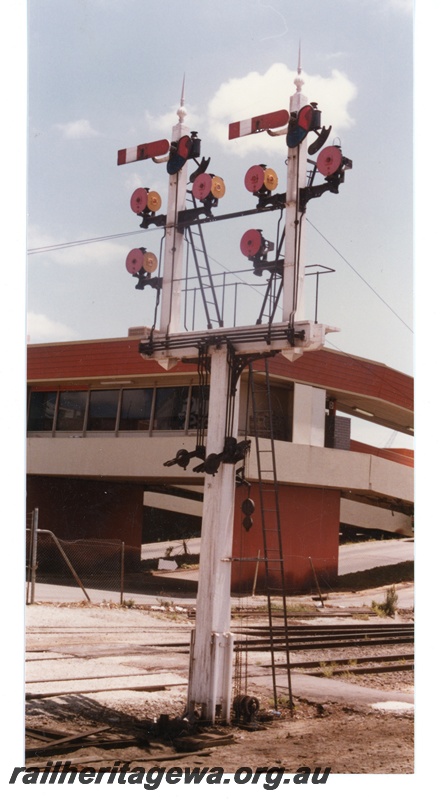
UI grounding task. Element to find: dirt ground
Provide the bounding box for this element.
[24,591,414,776]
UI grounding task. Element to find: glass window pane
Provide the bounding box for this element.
[154,387,189,430]
[28,391,57,431]
[87,390,119,431]
[56,391,87,431]
[188,386,209,430]
[120,388,153,431]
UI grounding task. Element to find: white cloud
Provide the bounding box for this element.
[206,63,357,157]
[55,119,99,139]
[27,312,77,343]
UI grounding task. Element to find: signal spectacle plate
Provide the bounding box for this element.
[298,105,314,132]
[211,175,226,199]
[240,229,264,258]
[177,135,192,159]
[244,164,265,193]
[130,188,149,214]
[317,145,343,177]
[263,168,278,191]
[192,173,213,200]
[126,248,146,275]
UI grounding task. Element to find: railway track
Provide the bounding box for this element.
[235,622,414,652]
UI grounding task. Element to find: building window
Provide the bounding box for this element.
[56,391,88,431]
[153,386,189,430]
[27,391,57,431]
[87,390,119,431]
[120,388,153,431]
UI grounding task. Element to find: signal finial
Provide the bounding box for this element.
[294,41,304,94]
[177,74,187,123]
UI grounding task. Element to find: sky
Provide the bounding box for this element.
[23,0,417,450]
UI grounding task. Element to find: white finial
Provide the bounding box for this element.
[294,41,304,93]
[177,74,187,123]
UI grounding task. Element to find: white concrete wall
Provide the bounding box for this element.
[340,497,413,536]
[27,436,413,504]
[27,435,203,482]
[245,440,414,504]
[292,384,326,446]
[143,491,203,517]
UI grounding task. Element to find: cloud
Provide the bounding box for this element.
[206,63,357,157]
[27,312,78,343]
[55,119,99,139]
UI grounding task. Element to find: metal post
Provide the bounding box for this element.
[252,550,261,597]
[309,555,325,607]
[30,508,39,605]
[120,541,125,605]
[38,529,91,602]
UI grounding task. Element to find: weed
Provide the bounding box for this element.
[274,694,295,709]
[121,598,135,609]
[372,585,399,617]
[320,662,336,678]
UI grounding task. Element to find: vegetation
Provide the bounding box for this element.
[371,585,399,617]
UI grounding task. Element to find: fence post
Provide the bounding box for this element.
[120,541,125,605]
[28,508,39,605]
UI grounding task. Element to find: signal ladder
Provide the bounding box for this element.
[186,197,224,329]
[248,360,294,713]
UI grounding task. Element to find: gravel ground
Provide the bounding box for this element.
[23,593,414,775]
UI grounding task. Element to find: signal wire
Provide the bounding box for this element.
[307,219,413,334]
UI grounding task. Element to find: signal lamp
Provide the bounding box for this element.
[125,248,158,275]
[240,229,265,259]
[192,173,225,203]
[130,188,162,215]
[244,164,278,195]
[316,145,343,177]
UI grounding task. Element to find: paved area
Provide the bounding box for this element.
[338,538,414,574]
[251,672,414,710]
[143,536,415,574]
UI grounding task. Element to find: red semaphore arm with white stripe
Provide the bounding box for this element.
[228,109,289,140]
[117,138,170,165]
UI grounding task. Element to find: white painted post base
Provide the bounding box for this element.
[186,347,239,722]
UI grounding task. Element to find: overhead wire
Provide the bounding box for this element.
[27,228,148,254]
[27,214,413,336]
[307,219,413,334]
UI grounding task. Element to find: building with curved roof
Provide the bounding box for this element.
[27,334,413,592]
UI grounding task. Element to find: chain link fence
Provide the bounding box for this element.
[26,509,126,604]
